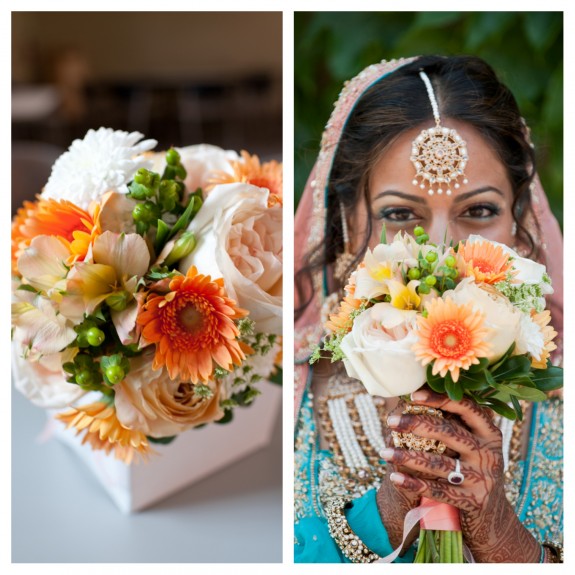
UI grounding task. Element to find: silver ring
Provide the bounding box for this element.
[447,458,465,485]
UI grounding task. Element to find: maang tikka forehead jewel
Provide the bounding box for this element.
[410,70,469,196]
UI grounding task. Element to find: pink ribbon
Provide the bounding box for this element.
[375,499,475,563]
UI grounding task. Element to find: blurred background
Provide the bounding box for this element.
[12,11,282,212]
[294,11,563,225]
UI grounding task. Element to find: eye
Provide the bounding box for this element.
[460,203,501,219]
[377,207,420,222]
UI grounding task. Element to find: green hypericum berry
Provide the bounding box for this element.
[416,233,429,244]
[425,251,438,263]
[76,332,90,348]
[445,255,457,268]
[418,283,431,294]
[425,275,437,286]
[166,148,181,166]
[413,226,425,237]
[407,268,421,280]
[133,201,160,223]
[105,365,125,385]
[86,327,105,347]
[76,370,96,387]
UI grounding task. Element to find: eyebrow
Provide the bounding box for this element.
[374,187,505,204]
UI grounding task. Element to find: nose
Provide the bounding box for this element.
[426,211,454,246]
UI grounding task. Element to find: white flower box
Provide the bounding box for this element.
[49,380,282,513]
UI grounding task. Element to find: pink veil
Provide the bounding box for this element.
[294,57,563,420]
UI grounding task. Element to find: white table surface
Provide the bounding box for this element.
[11,387,282,563]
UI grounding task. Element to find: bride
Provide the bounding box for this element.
[294,55,563,563]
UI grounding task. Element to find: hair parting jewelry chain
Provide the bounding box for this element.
[410,70,469,196]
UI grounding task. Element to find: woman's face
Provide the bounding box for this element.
[351,120,516,251]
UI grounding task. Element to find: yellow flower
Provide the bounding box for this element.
[387,279,421,310]
[530,310,557,369]
[56,401,154,465]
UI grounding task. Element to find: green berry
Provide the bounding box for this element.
[418,283,431,295]
[445,255,457,268]
[86,327,105,347]
[416,233,429,244]
[407,268,421,280]
[425,275,437,286]
[166,148,181,166]
[425,251,438,263]
[132,201,160,224]
[413,226,425,237]
[76,370,95,387]
[105,365,125,385]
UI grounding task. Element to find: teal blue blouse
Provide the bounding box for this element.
[294,383,562,563]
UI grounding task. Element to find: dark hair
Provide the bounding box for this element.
[295,55,537,320]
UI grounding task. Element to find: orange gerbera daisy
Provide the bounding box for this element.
[413,298,491,382]
[325,295,363,334]
[56,401,153,465]
[137,266,248,383]
[530,309,557,369]
[459,240,514,285]
[11,197,100,274]
[208,151,283,207]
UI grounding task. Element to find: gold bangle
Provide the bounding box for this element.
[324,497,380,563]
[542,540,563,563]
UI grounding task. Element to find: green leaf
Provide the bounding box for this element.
[492,355,532,381]
[426,364,445,394]
[269,367,283,386]
[169,196,196,239]
[154,219,171,253]
[507,385,547,402]
[489,342,516,372]
[16,284,39,293]
[468,357,489,373]
[445,372,463,401]
[147,435,177,445]
[482,397,517,420]
[530,365,563,392]
[457,370,490,391]
[215,409,234,425]
[510,395,524,421]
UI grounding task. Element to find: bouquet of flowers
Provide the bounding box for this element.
[312,226,562,562]
[12,128,282,465]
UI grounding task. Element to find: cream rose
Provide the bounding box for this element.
[12,345,84,409]
[179,183,282,334]
[340,303,426,397]
[114,353,223,437]
[444,278,521,362]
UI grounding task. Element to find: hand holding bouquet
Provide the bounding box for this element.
[12,129,282,465]
[313,227,561,562]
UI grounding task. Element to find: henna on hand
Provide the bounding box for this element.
[381,390,541,563]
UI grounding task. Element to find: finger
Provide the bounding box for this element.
[410,388,499,438]
[387,413,478,454]
[389,471,471,510]
[381,448,479,484]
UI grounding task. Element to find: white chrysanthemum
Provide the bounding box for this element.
[516,312,545,360]
[41,128,157,209]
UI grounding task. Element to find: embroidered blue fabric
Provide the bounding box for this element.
[294,383,562,563]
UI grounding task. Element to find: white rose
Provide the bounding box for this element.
[179,183,282,334]
[445,278,521,362]
[340,303,426,397]
[467,235,553,294]
[12,345,84,409]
